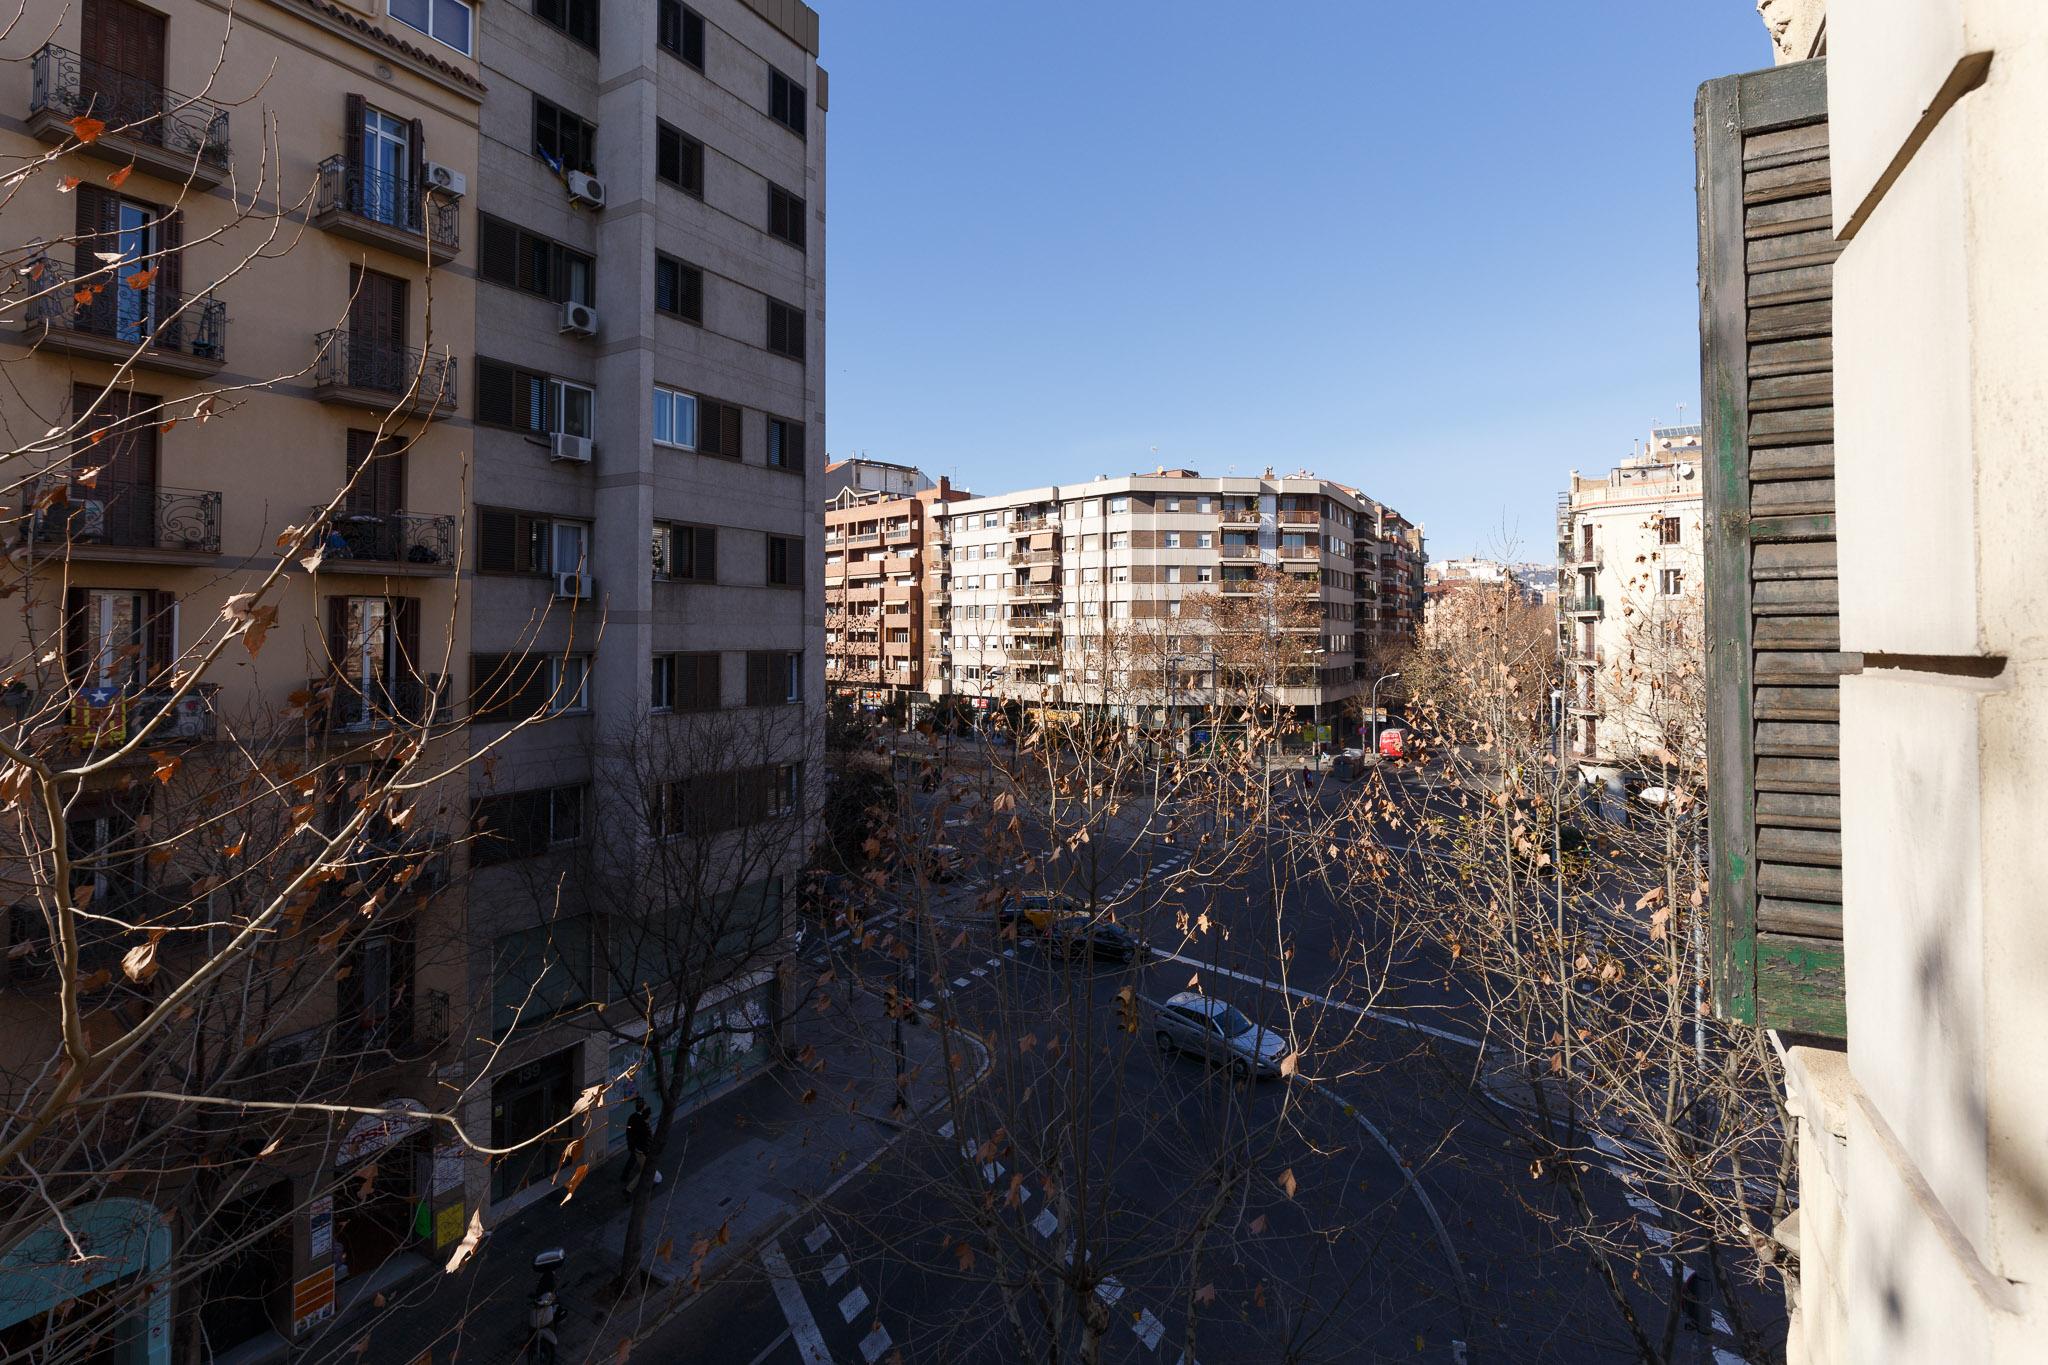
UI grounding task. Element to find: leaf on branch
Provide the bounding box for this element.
[1016,1032,1036,1053]
[106,164,136,190]
[68,115,106,143]
[123,267,156,291]
[150,750,180,785]
[57,175,82,193]
[558,1163,590,1203]
[570,1083,604,1117]
[1251,1282,1268,1309]
[655,1237,674,1262]
[72,882,95,911]
[120,939,158,983]
[952,1239,975,1273]
[1248,1214,1268,1235]
[1004,1172,1024,1209]
[1277,1168,1297,1200]
[442,1208,484,1272]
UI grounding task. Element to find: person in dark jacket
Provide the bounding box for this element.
[622,1099,652,1193]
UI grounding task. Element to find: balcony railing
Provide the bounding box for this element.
[311,508,458,570]
[1218,543,1261,559]
[313,329,456,411]
[25,474,221,554]
[1007,582,1061,600]
[1007,548,1058,565]
[29,44,231,180]
[306,671,448,737]
[1565,595,1605,615]
[846,531,882,546]
[313,156,459,252]
[15,256,225,371]
[66,682,220,750]
[1277,509,1320,525]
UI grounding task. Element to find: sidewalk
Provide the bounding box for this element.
[353,983,973,1364]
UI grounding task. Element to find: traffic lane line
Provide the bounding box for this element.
[1144,947,1482,1051]
[760,1242,833,1365]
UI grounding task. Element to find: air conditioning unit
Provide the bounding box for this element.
[559,300,599,336]
[549,433,593,464]
[567,171,606,208]
[554,571,593,601]
[423,161,467,197]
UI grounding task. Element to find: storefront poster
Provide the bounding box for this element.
[291,1267,335,1335]
[434,1203,467,1249]
[307,1196,333,1261]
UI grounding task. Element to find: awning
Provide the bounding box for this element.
[335,1100,430,1168]
[1029,565,1054,583]
[1029,531,1055,550]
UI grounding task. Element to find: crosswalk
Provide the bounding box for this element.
[758,1218,897,1365]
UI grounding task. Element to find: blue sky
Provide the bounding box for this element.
[820,2,1773,560]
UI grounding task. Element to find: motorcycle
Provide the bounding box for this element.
[526,1247,565,1364]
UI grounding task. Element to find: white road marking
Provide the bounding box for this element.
[971,968,987,978]
[982,1161,1004,1184]
[803,1224,833,1254]
[761,1242,833,1365]
[918,998,935,1011]
[859,1325,894,1363]
[1132,1307,1164,1350]
[1095,1276,1124,1305]
[937,1120,954,1139]
[821,1252,850,1286]
[1033,1209,1059,1237]
[838,1285,870,1322]
[1149,948,1481,1050]
[952,977,970,988]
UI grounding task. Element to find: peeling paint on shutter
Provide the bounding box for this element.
[1696,58,1845,1038]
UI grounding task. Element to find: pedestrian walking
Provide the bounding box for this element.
[1678,1262,1708,1333]
[622,1098,651,1193]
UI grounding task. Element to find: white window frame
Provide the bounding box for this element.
[552,379,594,439]
[1163,532,1181,548]
[653,385,698,449]
[547,655,591,715]
[651,655,675,711]
[1107,495,1129,514]
[389,0,473,56]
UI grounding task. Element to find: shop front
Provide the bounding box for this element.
[0,1198,172,1365]
[604,972,778,1154]
[491,1046,581,1204]
[329,1102,432,1293]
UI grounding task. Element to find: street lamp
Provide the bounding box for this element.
[1369,670,1402,754]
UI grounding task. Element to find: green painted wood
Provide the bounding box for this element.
[1756,933,1848,1037]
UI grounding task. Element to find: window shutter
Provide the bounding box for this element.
[695,525,718,581]
[478,507,517,572]
[746,651,771,706]
[479,215,518,286]
[344,93,367,189]
[406,116,427,232]
[719,402,742,459]
[682,7,703,66]
[1696,58,1844,1038]
[326,596,349,672]
[73,184,119,335]
[766,301,786,356]
[156,207,182,313]
[657,123,678,185]
[768,187,787,241]
[146,589,176,683]
[694,652,720,709]
[63,587,88,684]
[682,263,702,322]
[475,358,515,427]
[393,596,421,683]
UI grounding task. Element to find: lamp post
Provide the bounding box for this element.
[1369,670,1402,755]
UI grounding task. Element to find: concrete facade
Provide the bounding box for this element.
[924,471,1424,734]
[1756,4,2048,1363]
[1555,426,1705,784]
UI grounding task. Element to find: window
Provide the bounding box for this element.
[545,655,590,714]
[655,254,703,322]
[696,397,743,457]
[477,215,593,305]
[472,652,582,722]
[982,514,998,529]
[650,655,675,710]
[768,67,806,137]
[472,785,586,867]
[1109,532,1129,550]
[1111,567,1129,583]
[1080,568,1100,584]
[533,97,596,174]
[1107,495,1129,514]
[767,417,804,469]
[534,0,596,48]
[746,650,800,706]
[657,0,704,66]
[477,508,588,575]
[767,763,802,817]
[1660,568,1685,596]
[656,122,704,196]
[1198,497,1213,513]
[767,184,806,249]
[1164,532,1181,548]
[477,357,586,433]
[766,535,800,586]
[1196,532,1213,548]
[68,589,173,692]
[489,916,591,1034]
[653,523,717,581]
[1110,602,1131,619]
[766,298,805,360]
[652,385,698,448]
[661,652,721,710]
[1166,567,1183,584]
[1196,567,1213,582]
[552,379,593,439]
[389,0,472,54]
[1660,516,1683,545]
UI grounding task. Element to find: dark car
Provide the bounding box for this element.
[921,844,962,882]
[1041,912,1139,964]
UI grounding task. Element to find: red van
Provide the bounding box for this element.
[1377,728,1407,759]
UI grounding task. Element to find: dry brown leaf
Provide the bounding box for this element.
[1278,1168,1297,1199]
[120,940,157,983]
[68,115,106,142]
[442,1208,484,1272]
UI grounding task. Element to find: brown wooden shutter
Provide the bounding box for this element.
[478,507,517,572]
[475,359,515,427]
[344,94,367,191]
[73,185,119,335]
[326,596,350,671]
[146,589,175,683]
[393,596,421,682]
[63,587,88,684]
[1696,57,1844,1038]
[694,653,720,709]
[719,402,742,459]
[478,216,518,286]
[406,116,427,232]
[694,525,717,581]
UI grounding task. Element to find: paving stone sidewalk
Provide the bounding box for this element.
[345,984,971,1364]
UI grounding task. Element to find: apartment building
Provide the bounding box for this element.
[822,454,933,500]
[925,471,1424,739]
[823,473,967,710]
[1556,426,1705,798]
[1701,8,2048,1362]
[0,0,482,1356]
[463,0,825,1226]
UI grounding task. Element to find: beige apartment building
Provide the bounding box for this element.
[0,0,482,1357]
[823,472,967,710]
[1700,5,2048,1363]
[925,471,1423,741]
[1555,425,1705,801]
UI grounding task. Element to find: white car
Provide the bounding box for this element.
[1150,991,1295,1080]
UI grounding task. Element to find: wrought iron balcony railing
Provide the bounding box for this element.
[30,43,231,172]
[314,156,459,251]
[306,670,448,737]
[313,328,457,409]
[15,255,226,365]
[25,474,221,554]
[311,507,457,569]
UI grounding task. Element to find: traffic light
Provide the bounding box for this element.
[1114,986,1137,1035]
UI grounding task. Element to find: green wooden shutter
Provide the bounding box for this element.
[1695,58,1845,1038]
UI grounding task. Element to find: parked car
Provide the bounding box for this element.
[1150,991,1295,1080]
[996,891,1081,932]
[1040,912,1139,964]
[921,844,962,882]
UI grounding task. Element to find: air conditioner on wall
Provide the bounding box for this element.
[549,433,593,464]
[554,571,593,600]
[566,171,606,208]
[559,300,599,336]
[423,161,467,197]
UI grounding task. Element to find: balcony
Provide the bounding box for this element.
[1278,509,1320,525]
[1011,514,1055,532]
[1219,577,1260,595]
[66,682,220,751]
[1007,644,1059,662]
[1007,582,1060,601]
[840,639,881,656]
[24,474,221,558]
[305,671,449,740]
[311,508,458,575]
[884,524,914,544]
[846,531,882,546]
[1565,595,1605,617]
[1569,546,1604,569]
[1009,616,1059,634]
[1570,646,1605,667]
[312,157,459,256]
[12,256,225,376]
[1007,548,1058,565]
[1218,543,1261,559]
[1217,508,1262,527]
[1277,544,1319,561]
[28,44,231,187]
[312,329,456,415]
